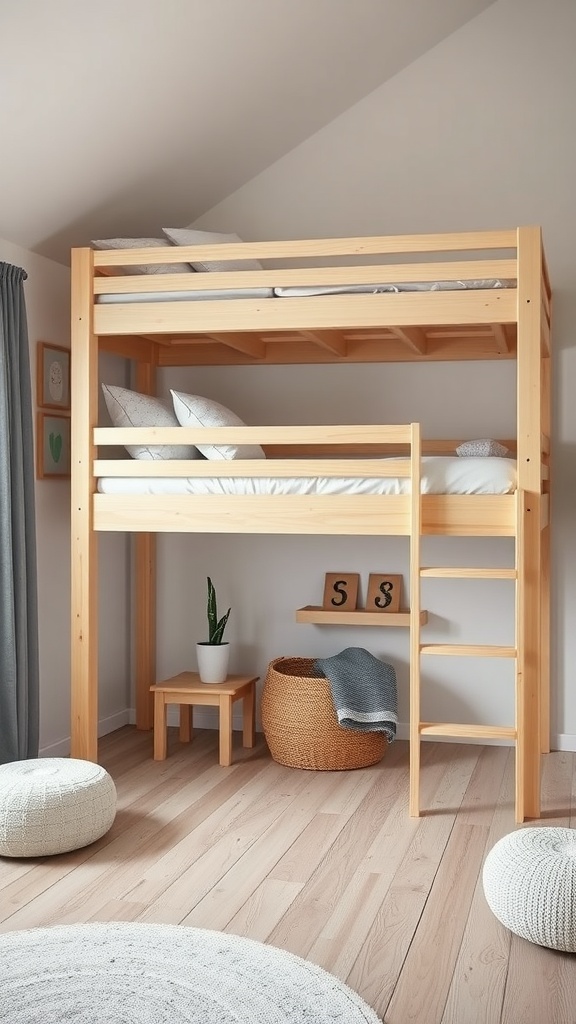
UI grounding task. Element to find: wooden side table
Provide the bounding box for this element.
[150,671,259,766]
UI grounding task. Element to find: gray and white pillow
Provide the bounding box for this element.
[456,438,509,458]
[102,384,200,461]
[162,228,263,273]
[92,238,193,275]
[171,389,265,461]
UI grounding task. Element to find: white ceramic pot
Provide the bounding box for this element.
[196,642,230,683]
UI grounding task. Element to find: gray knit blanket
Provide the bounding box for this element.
[314,647,397,741]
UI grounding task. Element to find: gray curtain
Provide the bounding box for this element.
[0,263,39,762]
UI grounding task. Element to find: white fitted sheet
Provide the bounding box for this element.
[96,279,514,304]
[97,456,517,496]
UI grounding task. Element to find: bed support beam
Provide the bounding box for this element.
[134,359,157,732]
[204,333,266,359]
[71,247,99,761]
[389,326,428,355]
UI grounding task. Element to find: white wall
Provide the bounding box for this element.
[6,0,574,751]
[0,238,130,754]
[179,0,576,747]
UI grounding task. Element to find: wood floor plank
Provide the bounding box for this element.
[385,822,489,1024]
[0,729,570,1024]
[346,743,482,1019]
[441,749,515,1024]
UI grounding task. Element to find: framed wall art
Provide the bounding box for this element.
[37,341,70,411]
[37,412,71,479]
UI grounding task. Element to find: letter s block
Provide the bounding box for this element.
[322,572,360,611]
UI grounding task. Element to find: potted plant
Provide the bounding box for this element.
[196,576,231,683]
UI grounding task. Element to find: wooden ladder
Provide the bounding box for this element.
[408,482,522,822]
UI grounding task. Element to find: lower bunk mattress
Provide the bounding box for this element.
[97,456,517,496]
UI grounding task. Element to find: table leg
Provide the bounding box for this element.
[243,683,255,748]
[219,695,233,766]
[153,693,167,761]
[179,704,193,744]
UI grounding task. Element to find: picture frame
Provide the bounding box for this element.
[37,341,70,411]
[36,412,71,479]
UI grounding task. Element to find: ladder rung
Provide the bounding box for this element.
[420,567,517,579]
[420,643,516,658]
[420,722,517,741]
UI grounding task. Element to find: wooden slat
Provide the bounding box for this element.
[92,259,518,290]
[295,606,428,626]
[93,458,413,479]
[420,723,516,740]
[93,290,518,337]
[300,330,347,356]
[421,644,516,658]
[389,326,428,354]
[93,424,415,446]
[420,567,517,579]
[203,332,266,359]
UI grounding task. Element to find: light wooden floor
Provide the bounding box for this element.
[1,728,575,1024]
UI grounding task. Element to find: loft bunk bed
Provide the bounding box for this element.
[70,226,551,823]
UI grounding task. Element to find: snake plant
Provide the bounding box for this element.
[206,576,231,644]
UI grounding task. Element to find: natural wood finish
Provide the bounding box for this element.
[321,572,360,611]
[134,359,157,732]
[296,606,429,627]
[4,732,572,1023]
[70,247,99,761]
[150,672,258,766]
[69,228,550,821]
[365,573,402,613]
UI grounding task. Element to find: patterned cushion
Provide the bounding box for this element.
[171,389,265,461]
[162,228,263,273]
[456,438,509,457]
[483,827,576,952]
[0,759,116,857]
[102,384,200,461]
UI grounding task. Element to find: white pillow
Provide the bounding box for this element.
[102,384,200,461]
[162,228,263,273]
[456,438,509,458]
[92,238,193,275]
[171,389,265,461]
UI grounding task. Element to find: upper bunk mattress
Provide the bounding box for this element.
[96,279,514,304]
[97,456,517,496]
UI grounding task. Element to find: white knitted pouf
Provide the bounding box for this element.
[0,758,116,858]
[482,827,576,952]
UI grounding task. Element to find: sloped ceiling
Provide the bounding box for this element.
[0,0,495,265]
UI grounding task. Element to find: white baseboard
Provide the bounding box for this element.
[38,710,132,758]
[40,715,576,757]
[551,733,576,752]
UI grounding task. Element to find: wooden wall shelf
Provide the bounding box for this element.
[295,606,428,627]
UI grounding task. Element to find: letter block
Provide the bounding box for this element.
[366,574,402,613]
[322,572,360,611]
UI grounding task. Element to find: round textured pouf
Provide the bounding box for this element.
[482,827,576,952]
[0,921,381,1023]
[0,758,116,858]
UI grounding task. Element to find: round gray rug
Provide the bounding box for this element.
[0,921,381,1023]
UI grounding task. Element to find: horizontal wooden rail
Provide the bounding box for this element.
[93,424,417,446]
[93,458,415,479]
[421,644,516,658]
[420,723,516,740]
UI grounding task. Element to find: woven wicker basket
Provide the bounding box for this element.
[261,656,386,771]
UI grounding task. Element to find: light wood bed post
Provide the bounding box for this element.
[540,250,552,756]
[516,225,545,820]
[134,357,157,731]
[70,248,99,761]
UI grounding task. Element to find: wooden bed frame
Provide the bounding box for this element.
[70,227,551,822]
